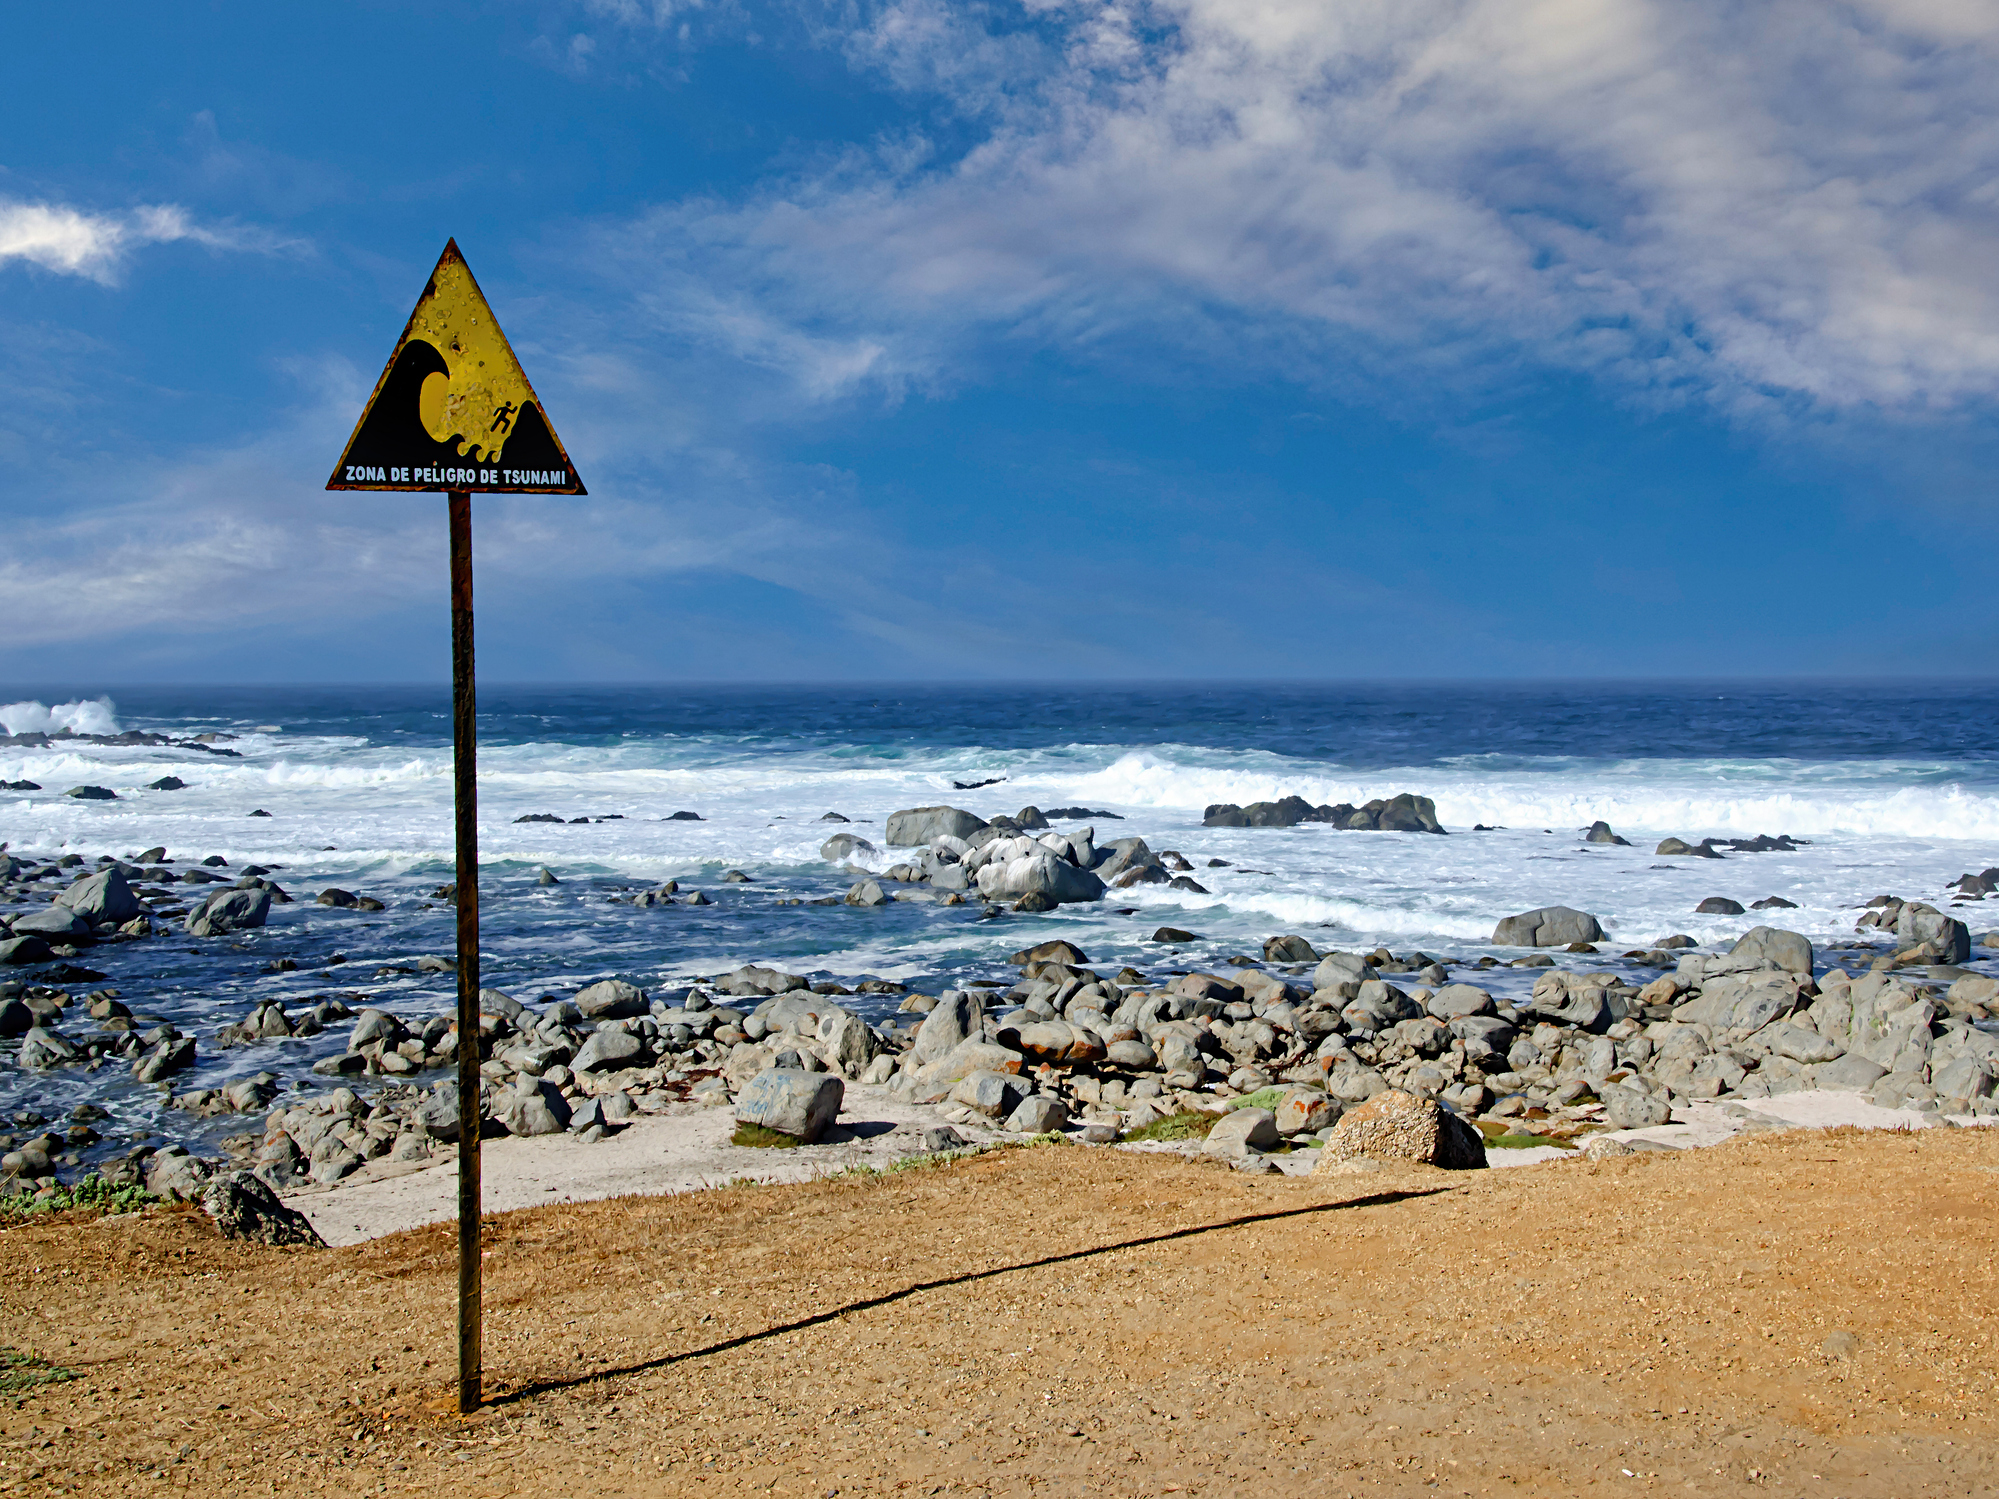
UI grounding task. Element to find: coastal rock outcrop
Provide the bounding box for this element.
[1492,906,1604,947]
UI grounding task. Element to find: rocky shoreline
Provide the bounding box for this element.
[1,799,1995,1215]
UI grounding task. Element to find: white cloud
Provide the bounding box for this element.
[0,196,264,284]
[591,0,1999,414]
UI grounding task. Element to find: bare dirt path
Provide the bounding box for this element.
[2,1125,1995,1497]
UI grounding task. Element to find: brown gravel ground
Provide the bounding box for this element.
[1,1124,1995,1499]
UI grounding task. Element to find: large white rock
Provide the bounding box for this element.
[735,1068,843,1141]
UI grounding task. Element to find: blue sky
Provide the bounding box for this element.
[3,0,1997,683]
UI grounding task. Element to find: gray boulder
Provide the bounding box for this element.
[1005,1096,1070,1134]
[417,1083,464,1141]
[1896,903,1971,964]
[817,1010,880,1077]
[1814,1053,1889,1091]
[1492,906,1604,947]
[1755,1020,1842,1064]
[20,1027,83,1068]
[975,849,1104,905]
[914,991,984,1063]
[349,1008,405,1049]
[845,879,891,907]
[54,868,143,925]
[0,936,51,966]
[573,1027,647,1072]
[1204,1107,1278,1157]
[1584,821,1631,846]
[1715,926,1814,975]
[201,1171,325,1247]
[1263,934,1320,964]
[133,1036,197,1082]
[575,979,646,1019]
[1599,1083,1671,1128]
[736,1068,843,1141]
[145,1148,214,1201]
[11,906,91,939]
[820,833,876,862]
[501,1079,571,1136]
[185,887,271,937]
[886,806,989,847]
[1427,984,1495,1019]
[1312,951,1370,992]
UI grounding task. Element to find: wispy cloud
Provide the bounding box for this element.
[0,195,284,284]
[581,0,1999,416]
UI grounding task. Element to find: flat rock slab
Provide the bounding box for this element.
[285,1083,1003,1246]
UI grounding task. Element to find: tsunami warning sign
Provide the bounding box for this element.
[326,239,586,494]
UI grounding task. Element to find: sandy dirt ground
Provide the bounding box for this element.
[290,1084,1981,1246]
[286,1087,1008,1247]
[2,1124,1996,1498]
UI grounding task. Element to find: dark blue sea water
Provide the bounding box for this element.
[3,679,1997,1166]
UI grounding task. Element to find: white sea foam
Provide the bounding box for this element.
[0,696,120,737]
[1059,750,1999,841]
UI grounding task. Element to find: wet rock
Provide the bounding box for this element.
[886,806,990,847]
[820,833,876,861]
[1584,821,1631,846]
[185,887,272,937]
[1152,927,1198,944]
[1656,837,1724,858]
[11,907,92,941]
[0,937,52,967]
[54,868,143,925]
[316,888,359,908]
[1263,934,1319,964]
[133,1036,197,1083]
[846,879,891,907]
[66,785,118,800]
[1492,906,1604,948]
[1696,896,1746,916]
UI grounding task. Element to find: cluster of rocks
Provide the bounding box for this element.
[1655,833,1809,857]
[821,804,1228,910]
[1202,793,1444,832]
[0,727,240,756]
[0,978,201,1083]
[0,855,290,964]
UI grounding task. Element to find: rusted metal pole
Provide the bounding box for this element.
[448,489,482,1414]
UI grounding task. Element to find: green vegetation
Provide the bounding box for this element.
[1486,1132,1575,1150]
[0,1175,156,1224]
[1225,1087,1289,1112]
[0,1349,76,1395]
[730,1122,807,1149]
[1119,1109,1216,1143]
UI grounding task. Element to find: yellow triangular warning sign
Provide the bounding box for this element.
[327,239,585,494]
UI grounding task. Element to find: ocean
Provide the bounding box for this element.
[3,681,1997,1158]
